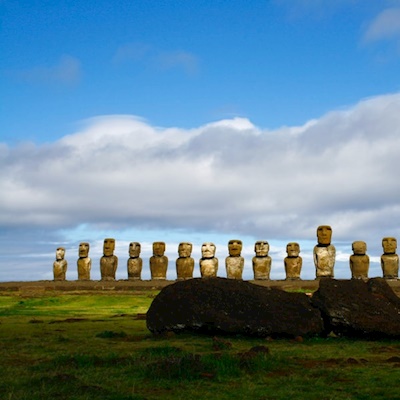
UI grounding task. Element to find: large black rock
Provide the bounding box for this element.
[311,278,400,339]
[146,278,324,338]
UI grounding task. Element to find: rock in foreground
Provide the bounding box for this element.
[311,278,400,339]
[146,278,323,338]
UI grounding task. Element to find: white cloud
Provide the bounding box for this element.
[1,93,400,280]
[112,43,199,76]
[364,8,400,42]
[13,55,81,85]
[156,50,199,76]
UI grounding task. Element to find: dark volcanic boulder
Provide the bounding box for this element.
[146,278,323,338]
[311,278,400,339]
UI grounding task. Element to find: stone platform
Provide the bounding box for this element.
[1,279,400,296]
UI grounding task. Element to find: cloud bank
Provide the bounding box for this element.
[1,93,400,280]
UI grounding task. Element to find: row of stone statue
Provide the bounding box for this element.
[53,225,399,281]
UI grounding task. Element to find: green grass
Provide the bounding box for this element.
[1,291,400,399]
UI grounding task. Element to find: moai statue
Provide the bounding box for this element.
[199,242,218,278]
[100,238,118,281]
[381,237,399,280]
[225,239,244,279]
[176,242,195,280]
[77,242,91,280]
[53,247,67,281]
[284,242,302,280]
[350,241,369,280]
[252,241,271,280]
[127,242,142,280]
[150,242,168,280]
[313,225,335,279]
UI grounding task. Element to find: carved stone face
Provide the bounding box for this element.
[178,242,192,258]
[286,242,300,257]
[317,225,332,246]
[201,242,216,258]
[79,242,89,258]
[382,237,397,254]
[153,242,166,256]
[228,240,242,257]
[56,247,65,261]
[103,238,115,256]
[352,241,367,255]
[129,242,141,257]
[255,241,269,257]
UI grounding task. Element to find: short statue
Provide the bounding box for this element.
[150,242,168,280]
[313,225,335,279]
[350,241,369,280]
[127,242,142,280]
[100,238,118,281]
[252,241,271,280]
[199,242,218,278]
[53,247,67,281]
[381,237,399,280]
[225,239,244,279]
[77,242,91,280]
[176,242,194,280]
[284,242,302,280]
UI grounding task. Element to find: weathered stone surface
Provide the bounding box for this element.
[311,278,400,338]
[146,277,324,338]
[252,241,271,280]
[314,225,335,279]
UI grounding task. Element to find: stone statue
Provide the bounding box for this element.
[127,242,142,280]
[150,242,168,280]
[313,225,335,279]
[225,239,244,279]
[77,242,91,280]
[252,241,271,280]
[199,242,218,278]
[53,247,67,281]
[381,237,399,280]
[100,238,118,281]
[350,241,369,280]
[176,242,194,280]
[284,242,302,280]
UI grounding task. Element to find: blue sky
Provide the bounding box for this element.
[1,0,400,281]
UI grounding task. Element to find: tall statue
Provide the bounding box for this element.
[199,242,218,278]
[176,242,194,280]
[127,242,142,280]
[150,242,168,280]
[225,239,244,279]
[313,225,335,279]
[350,241,369,280]
[77,242,91,280]
[252,241,271,280]
[53,247,67,281]
[284,242,302,280]
[381,237,399,280]
[100,238,118,281]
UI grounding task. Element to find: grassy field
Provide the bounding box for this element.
[1,290,400,400]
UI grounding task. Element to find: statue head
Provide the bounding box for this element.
[286,242,300,257]
[382,237,397,254]
[78,242,90,258]
[129,242,141,258]
[254,241,269,257]
[317,225,332,246]
[352,241,367,255]
[178,242,192,258]
[56,247,65,261]
[201,242,216,259]
[153,242,166,256]
[228,240,242,257]
[103,238,115,257]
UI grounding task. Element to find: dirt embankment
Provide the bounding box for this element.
[1,278,400,297]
